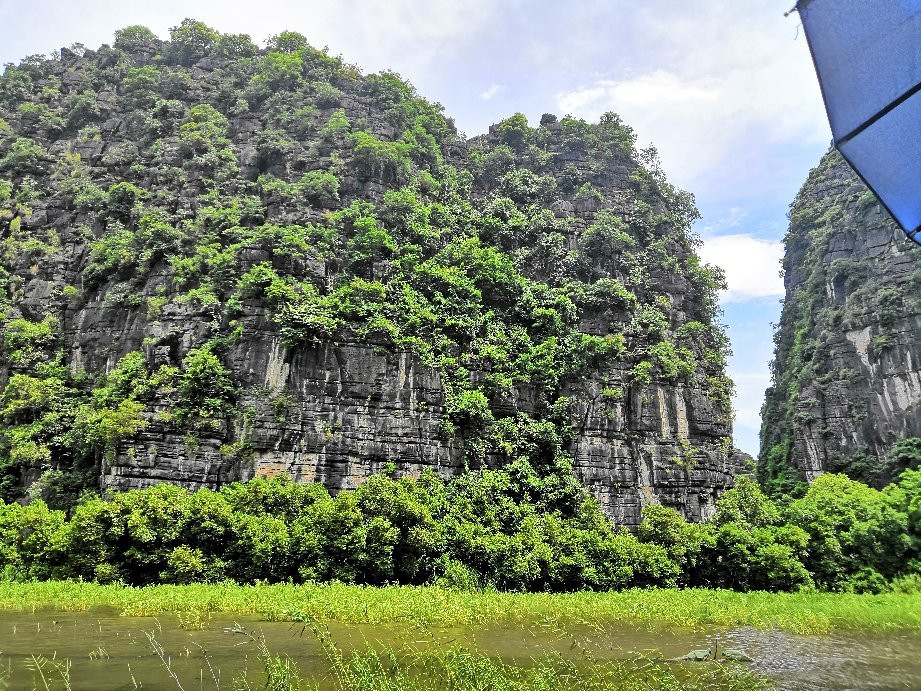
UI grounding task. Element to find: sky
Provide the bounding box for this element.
[0,0,833,455]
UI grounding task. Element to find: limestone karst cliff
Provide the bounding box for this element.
[0,21,739,524]
[761,149,921,492]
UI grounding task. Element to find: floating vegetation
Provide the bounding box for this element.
[176,609,211,631]
[87,645,109,660]
[722,649,754,662]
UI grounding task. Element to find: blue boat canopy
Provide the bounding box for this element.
[796,0,921,243]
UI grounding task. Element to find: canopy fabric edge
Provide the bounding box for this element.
[795,0,921,246]
[835,145,921,245]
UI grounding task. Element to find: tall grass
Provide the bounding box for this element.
[2,582,920,634]
[227,617,770,690]
[307,643,769,690]
[4,618,769,691]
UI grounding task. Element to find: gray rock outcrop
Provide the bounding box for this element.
[0,30,741,524]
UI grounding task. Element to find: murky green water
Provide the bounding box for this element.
[0,609,919,689]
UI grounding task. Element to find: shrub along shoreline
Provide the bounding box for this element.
[2,467,920,594]
[1,581,920,635]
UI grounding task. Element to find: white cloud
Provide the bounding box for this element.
[553,5,829,198]
[698,233,784,302]
[479,83,505,101]
[556,67,825,195]
[0,0,500,83]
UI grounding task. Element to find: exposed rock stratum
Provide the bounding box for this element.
[0,25,740,524]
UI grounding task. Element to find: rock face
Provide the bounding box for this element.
[761,149,921,490]
[0,26,739,524]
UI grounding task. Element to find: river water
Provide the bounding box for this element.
[0,610,919,689]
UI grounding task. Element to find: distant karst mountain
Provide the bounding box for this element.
[0,20,739,523]
[761,149,921,493]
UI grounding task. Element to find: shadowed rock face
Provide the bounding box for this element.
[0,33,739,525]
[761,149,921,490]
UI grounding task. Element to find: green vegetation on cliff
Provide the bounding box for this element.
[1,23,920,597]
[0,20,732,514]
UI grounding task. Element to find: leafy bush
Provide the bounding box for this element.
[178,104,230,153]
[268,31,310,54]
[167,18,219,66]
[1,469,918,592]
[349,130,411,181]
[106,181,148,218]
[786,473,912,591]
[320,108,350,140]
[122,66,160,107]
[17,102,63,134]
[86,210,182,282]
[887,438,921,477]
[175,346,236,425]
[2,314,59,369]
[254,51,303,90]
[299,170,339,206]
[0,137,46,173]
[313,82,341,108]
[495,113,530,150]
[217,33,258,58]
[114,25,158,52]
[0,347,158,507]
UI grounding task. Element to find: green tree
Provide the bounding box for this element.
[168,19,220,66]
[580,210,635,278]
[0,137,47,173]
[114,25,158,52]
[637,504,710,583]
[254,52,303,90]
[269,31,310,53]
[122,66,160,107]
[787,473,911,591]
[887,438,921,478]
[349,130,410,181]
[712,476,781,529]
[175,347,237,425]
[495,113,530,150]
[217,33,257,58]
[2,314,59,369]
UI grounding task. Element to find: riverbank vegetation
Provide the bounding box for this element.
[2,581,920,635]
[2,465,920,595]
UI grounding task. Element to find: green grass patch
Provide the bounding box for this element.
[2,581,920,634]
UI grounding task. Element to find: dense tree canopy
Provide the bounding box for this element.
[2,469,919,592]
